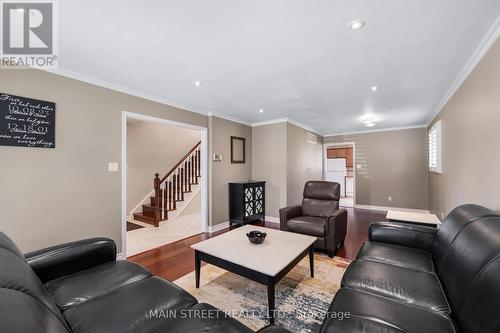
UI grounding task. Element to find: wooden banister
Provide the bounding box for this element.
[160,141,201,183]
[151,141,202,226]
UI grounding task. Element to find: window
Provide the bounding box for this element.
[428,120,442,173]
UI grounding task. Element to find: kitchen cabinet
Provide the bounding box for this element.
[327,148,353,168]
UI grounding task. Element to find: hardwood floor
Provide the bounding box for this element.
[128,207,388,282]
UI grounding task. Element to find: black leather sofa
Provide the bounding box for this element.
[319,204,500,333]
[3,204,499,333]
[280,181,348,257]
[0,232,288,333]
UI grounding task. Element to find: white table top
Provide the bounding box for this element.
[386,210,441,225]
[191,225,317,276]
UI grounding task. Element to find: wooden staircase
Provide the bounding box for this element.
[133,141,201,227]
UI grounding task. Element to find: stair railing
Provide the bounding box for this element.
[152,141,201,227]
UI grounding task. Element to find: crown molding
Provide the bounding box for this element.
[286,118,322,135]
[251,117,321,135]
[250,118,289,127]
[207,111,252,126]
[40,67,210,117]
[426,13,500,125]
[324,124,428,137]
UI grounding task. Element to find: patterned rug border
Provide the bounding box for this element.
[174,254,351,332]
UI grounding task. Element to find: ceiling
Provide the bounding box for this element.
[57,1,500,135]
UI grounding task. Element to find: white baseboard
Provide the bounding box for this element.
[265,216,280,223]
[355,204,430,214]
[116,252,126,260]
[207,221,230,233]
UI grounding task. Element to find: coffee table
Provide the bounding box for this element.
[191,225,317,324]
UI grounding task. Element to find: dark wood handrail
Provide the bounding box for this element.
[159,141,201,183]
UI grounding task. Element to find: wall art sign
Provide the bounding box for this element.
[0,92,55,148]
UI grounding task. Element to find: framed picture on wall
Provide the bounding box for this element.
[230,136,245,163]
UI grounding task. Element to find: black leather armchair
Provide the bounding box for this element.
[280,181,347,257]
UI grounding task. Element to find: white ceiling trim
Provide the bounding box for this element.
[251,118,289,127]
[41,67,210,117]
[251,118,321,135]
[324,125,428,137]
[286,119,322,135]
[426,13,500,125]
[207,111,251,126]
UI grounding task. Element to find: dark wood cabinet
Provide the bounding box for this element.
[327,147,353,168]
[229,181,266,226]
[346,148,353,167]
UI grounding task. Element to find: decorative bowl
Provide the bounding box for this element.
[246,231,267,244]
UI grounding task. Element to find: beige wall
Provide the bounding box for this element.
[209,116,252,226]
[126,120,200,214]
[0,69,207,252]
[429,38,500,217]
[286,123,323,206]
[324,128,429,210]
[178,191,201,218]
[252,123,288,218]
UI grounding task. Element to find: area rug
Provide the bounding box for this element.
[174,254,351,332]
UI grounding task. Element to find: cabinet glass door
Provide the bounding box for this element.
[254,186,263,214]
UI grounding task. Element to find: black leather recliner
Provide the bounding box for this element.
[280,181,348,257]
[319,204,500,333]
[0,232,288,333]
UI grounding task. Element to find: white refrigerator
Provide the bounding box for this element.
[325,158,347,197]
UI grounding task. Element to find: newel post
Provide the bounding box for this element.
[154,173,161,227]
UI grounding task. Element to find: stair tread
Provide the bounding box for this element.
[133,212,153,218]
[142,204,178,211]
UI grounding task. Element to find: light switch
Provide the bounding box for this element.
[356,164,362,170]
[108,162,119,172]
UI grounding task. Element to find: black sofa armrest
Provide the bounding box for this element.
[25,237,116,283]
[279,205,302,230]
[257,325,292,333]
[369,222,437,251]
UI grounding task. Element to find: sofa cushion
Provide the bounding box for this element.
[0,248,70,330]
[321,288,457,333]
[0,231,25,258]
[0,288,69,333]
[286,216,326,237]
[63,277,197,333]
[153,303,253,333]
[46,260,151,310]
[356,241,434,272]
[341,259,450,314]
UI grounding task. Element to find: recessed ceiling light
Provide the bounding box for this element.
[365,122,375,127]
[194,81,201,86]
[348,20,365,31]
[259,109,264,114]
[371,86,379,92]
